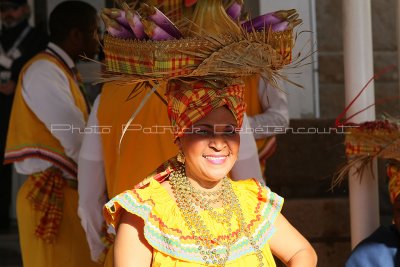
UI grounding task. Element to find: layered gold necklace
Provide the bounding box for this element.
[169,166,264,267]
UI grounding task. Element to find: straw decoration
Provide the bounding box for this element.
[333,120,400,186]
[102,29,294,89]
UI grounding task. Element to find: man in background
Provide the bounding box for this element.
[345,163,400,267]
[0,0,48,230]
[5,1,99,266]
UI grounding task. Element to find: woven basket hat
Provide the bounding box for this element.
[101,0,300,139]
[102,0,297,84]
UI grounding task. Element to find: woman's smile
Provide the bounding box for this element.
[202,154,230,165]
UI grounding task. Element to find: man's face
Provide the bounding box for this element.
[80,16,100,60]
[0,4,29,28]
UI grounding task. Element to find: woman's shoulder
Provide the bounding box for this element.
[231,178,283,203]
[109,178,173,206]
[103,178,175,230]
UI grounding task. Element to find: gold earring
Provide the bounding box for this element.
[177,151,185,164]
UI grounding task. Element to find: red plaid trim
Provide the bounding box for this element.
[27,167,67,244]
[105,50,199,77]
[345,143,381,156]
[166,81,246,140]
[388,163,400,203]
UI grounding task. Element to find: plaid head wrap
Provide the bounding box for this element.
[388,163,400,203]
[166,80,246,140]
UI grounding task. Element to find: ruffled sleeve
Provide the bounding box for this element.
[231,178,284,249]
[103,178,207,263]
[103,178,173,233]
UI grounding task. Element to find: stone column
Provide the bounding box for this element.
[342,0,379,248]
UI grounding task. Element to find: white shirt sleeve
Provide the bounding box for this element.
[231,113,264,184]
[77,96,108,262]
[247,79,290,139]
[22,59,87,163]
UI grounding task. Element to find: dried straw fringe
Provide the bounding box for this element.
[331,155,374,189]
[332,127,400,187]
[345,127,400,161]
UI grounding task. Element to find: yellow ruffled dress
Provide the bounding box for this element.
[104,178,283,266]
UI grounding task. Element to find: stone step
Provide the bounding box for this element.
[265,118,347,198]
[276,197,351,267]
[283,198,350,240]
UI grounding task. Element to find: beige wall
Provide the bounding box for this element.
[317,0,399,118]
[245,0,399,118]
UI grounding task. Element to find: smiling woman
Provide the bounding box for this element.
[179,107,240,188]
[103,79,317,267]
[100,0,317,266]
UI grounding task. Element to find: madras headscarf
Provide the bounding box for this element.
[388,163,400,203]
[167,80,246,140]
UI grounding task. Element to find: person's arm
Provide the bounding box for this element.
[248,79,289,139]
[77,96,108,262]
[270,214,317,267]
[114,211,153,267]
[22,59,86,164]
[231,113,264,184]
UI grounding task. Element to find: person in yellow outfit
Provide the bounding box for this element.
[243,75,289,181]
[78,0,263,265]
[104,79,317,267]
[78,83,263,265]
[4,1,100,266]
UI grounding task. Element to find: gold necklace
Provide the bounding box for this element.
[169,166,264,267]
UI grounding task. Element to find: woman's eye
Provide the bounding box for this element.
[195,129,212,136]
[222,126,238,136]
[223,130,237,136]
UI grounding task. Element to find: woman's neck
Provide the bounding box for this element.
[186,175,223,191]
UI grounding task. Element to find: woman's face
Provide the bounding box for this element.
[178,106,240,186]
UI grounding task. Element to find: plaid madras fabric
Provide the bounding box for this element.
[135,156,182,189]
[344,127,382,156]
[26,167,72,244]
[97,222,115,264]
[345,143,381,156]
[104,45,199,77]
[166,81,246,140]
[388,163,400,203]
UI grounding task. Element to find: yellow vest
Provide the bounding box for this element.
[98,82,178,199]
[5,52,89,178]
[243,75,272,151]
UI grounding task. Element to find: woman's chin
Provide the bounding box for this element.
[204,169,231,181]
